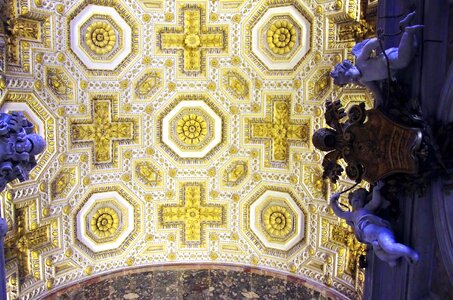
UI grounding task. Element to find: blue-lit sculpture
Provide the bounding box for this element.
[330,184,419,267]
[330,12,423,105]
[0,112,46,192]
[0,111,45,299]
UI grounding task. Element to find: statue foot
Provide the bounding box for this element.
[399,11,416,30]
[410,252,420,263]
[405,25,424,33]
[404,252,420,264]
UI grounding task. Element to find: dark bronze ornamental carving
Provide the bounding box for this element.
[313,100,423,184]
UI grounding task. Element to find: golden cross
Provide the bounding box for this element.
[160,182,224,245]
[248,95,309,167]
[157,4,227,75]
[71,99,134,164]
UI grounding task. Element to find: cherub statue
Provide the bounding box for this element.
[330,183,419,267]
[330,12,423,105]
[0,112,46,191]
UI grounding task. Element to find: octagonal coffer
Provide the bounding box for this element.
[76,191,135,252]
[69,5,132,70]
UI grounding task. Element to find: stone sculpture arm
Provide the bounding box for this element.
[330,193,353,221]
[356,38,380,62]
[364,181,385,211]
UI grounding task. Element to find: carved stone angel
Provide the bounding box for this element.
[330,12,423,105]
[330,183,419,267]
[0,112,46,191]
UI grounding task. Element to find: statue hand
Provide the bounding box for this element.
[325,100,346,118]
[374,180,385,191]
[399,11,416,30]
[330,193,340,205]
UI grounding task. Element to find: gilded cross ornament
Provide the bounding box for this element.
[5,199,59,280]
[245,94,310,168]
[70,96,138,165]
[159,182,226,246]
[156,4,228,76]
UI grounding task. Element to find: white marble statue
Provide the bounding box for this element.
[330,12,424,105]
[330,182,420,267]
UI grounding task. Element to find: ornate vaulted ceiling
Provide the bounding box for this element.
[0,0,376,298]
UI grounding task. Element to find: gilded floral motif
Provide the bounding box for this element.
[184,34,201,49]
[51,167,77,200]
[85,21,116,55]
[71,98,137,165]
[6,200,59,281]
[45,67,74,102]
[266,20,297,55]
[247,95,310,168]
[135,161,161,186]
[263,205,293,237]
[135,71,162,99]
[176,114,208,145]
[224,160,248,186]
[90,207,119,238]
[229,76,248,97]
[331,222,366,276]
[159,183,225,245]
[156,4,228,76]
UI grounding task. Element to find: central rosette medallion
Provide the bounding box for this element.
[76,190,137,253]
[266,20,297,55]
[244,4,312,76]
[91,207,119,238]
[242,187,307,257]
[177,113,208,145]
[158,94,228,164]
[184,34,201,49]
[263,205,293,238]
[85,21,116,55]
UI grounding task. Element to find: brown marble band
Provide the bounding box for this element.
[43,263,348,300]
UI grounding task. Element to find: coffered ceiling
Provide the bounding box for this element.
[0,0,376,298]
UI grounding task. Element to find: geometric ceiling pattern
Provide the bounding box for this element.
[0,0,376,299]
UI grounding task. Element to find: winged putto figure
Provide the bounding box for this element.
[330,12,423,105]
